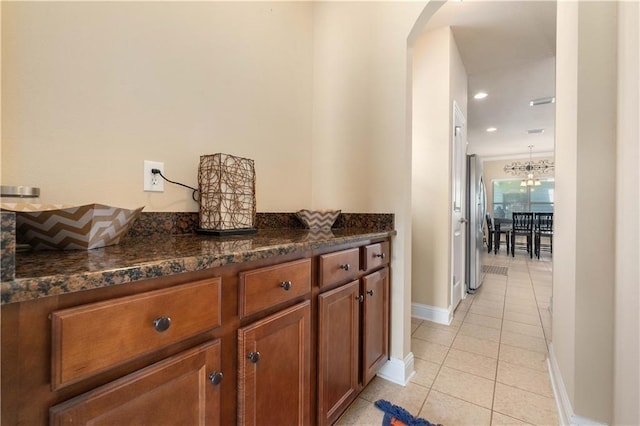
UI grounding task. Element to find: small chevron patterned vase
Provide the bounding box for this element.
[295,209,340,230]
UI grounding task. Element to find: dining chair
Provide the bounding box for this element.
[493,217,511,255]
[485,214,494,253]
[510,212,534,258]
[534,212,553,259]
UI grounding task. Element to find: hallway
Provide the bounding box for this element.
[337,252,558,425]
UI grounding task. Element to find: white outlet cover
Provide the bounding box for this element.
[143,160,165,192]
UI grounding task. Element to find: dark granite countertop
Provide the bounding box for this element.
[1,228,395,305]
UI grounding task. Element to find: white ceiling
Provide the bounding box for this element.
[423,0,557,159]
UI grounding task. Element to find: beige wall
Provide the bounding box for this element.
[310,0,427,370]
[1,2,314,212]
[449,31,468,123]
[614,1,640,424]
[553,1,617,423]
[411,26,467,312]
[2,0,430,378]
[552,0,579,412]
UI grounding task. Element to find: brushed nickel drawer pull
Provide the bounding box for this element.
[374,253,385,259]
[280,281,292,291]
[367,290,374,296]
[340,263,351,271]
[153,316,172,332]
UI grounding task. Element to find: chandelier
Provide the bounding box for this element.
[503,145,554,186]
[521,145,541,187]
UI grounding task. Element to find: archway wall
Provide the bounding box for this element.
[551,1,639,424]
[410,25,467,316]
[310,1,431,368]
[613,2,640,424]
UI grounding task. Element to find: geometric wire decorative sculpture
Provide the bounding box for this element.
[197,153,256,233]
[504,145,554,188]
[503,157,555,177]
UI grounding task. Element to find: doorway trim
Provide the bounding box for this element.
[451,101,467,313]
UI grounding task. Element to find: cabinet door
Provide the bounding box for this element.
[238,301,311,426]
[50,339,222,426]
[362,267,390,386]
[317,280,360,425]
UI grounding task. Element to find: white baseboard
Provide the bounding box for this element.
[411,302,452,325]
[547,343,607,426]
[548,344,572,425]
[377,352,416,386]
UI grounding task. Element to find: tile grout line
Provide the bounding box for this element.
[414,282,498,417]
[489,260,509,425]
[407,255,554,424]
[489,255,544,424]
[414,294,471,417]
[529,259,553,349]
[500,258,557,400]
[409,319,435,417]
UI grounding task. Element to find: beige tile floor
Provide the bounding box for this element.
[337,251,558,426]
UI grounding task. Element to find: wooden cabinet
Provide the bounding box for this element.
[45,279,224,425]
[1,236,390,426]
[362,267,390,386]
[237,301,311,426]
[50,339,222,425]
[237,259,312,425]
[318,280,360,425]
[316,245,391,425]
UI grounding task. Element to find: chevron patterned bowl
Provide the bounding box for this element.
[1,203,143,250]
[295,209,340,230]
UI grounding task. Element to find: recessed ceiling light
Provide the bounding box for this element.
[529,96,555,106]
[527,128,545,134]
[474,92,488,100]
[486,127,497,132]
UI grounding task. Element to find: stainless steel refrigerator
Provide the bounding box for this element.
[466,154,486,292]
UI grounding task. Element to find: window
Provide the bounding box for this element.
[492,178,554,218]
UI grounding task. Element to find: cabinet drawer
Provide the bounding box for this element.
[239,258,311,318]
[51,278,221,390]
[361,241,390,272]
[318,248,359,289]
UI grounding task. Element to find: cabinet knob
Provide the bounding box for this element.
[367,290,374,296]
[248,351,261,364]
[340,263,350,271]
[280,281,292,291]
[356,295,364,303]
[209,371,223,386]
[374,253,385,259]
[153,316,171,332]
